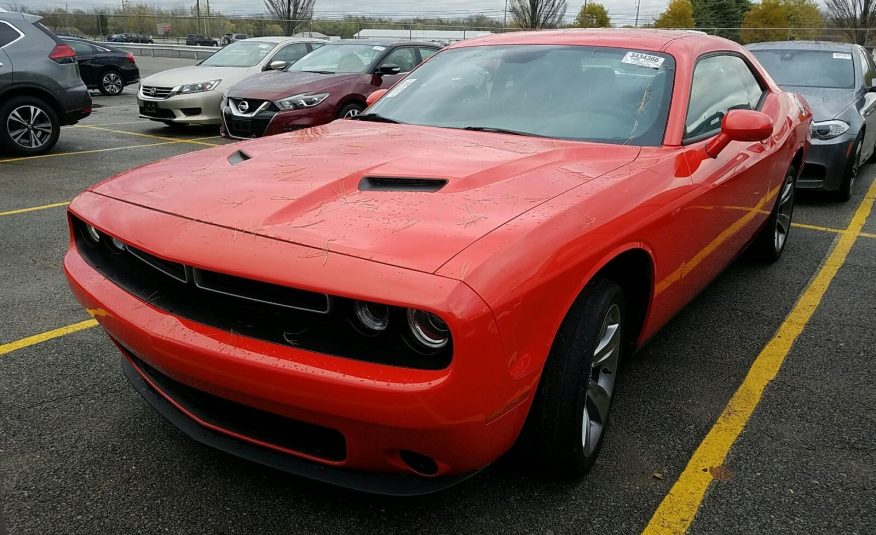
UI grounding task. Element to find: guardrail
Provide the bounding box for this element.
[98,41,220,60]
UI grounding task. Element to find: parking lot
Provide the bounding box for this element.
[1,55,874,534]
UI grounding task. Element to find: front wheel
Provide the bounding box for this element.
[749,165,796,263]
[518,278,625,477]
[336,102,364,119]
[0,96,60,156]
[836,136,862,202]
[98,70,124,96]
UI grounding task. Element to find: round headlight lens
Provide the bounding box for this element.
[353,301,390,333]
[407,309,450,349]
[109,236,126,253]
[84,224,101,245]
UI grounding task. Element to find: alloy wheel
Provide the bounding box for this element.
[103,72,123,95]
[6,105,53,150]
[344,108,361,118]
[774,172,795,252]
[582,303,621,456]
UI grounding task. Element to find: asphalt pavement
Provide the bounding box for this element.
[0,56,873,534]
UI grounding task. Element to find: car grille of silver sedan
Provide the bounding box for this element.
[140,86,174,99]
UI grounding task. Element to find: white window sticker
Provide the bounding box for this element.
[833,52,852,60]
[621,51,665,69]
[372,45,386,51]
[385,78,416,98]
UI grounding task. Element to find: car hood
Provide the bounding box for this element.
[92,121,639,273]
[140,65,255,88]
[226,70,359,100]
[785,86,855,121]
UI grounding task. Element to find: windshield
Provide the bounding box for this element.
[200,40,276,67]
[366,45,675,145]
[752,49,855,89]
[290,43,384,74]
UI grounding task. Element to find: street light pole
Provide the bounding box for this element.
[634,0,640,28]
[503,0,508,29]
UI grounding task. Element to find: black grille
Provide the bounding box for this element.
[71,216,452,369]
[125,348,346,461]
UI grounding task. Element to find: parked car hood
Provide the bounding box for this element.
[92,121,640,273]
[140,65,254,88]
[226,70,360,100]
[786,86,855,121]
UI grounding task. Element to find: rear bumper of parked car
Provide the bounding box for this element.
[63,197,535,493]
[59,84,92,126]
[138,90,222,125]
[797,133,857,191]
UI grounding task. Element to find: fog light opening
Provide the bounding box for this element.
[400,449,439,476]
[406,309,449,350]
[351,301,390,335]
[108,236,126,253]
[82,224,101,246]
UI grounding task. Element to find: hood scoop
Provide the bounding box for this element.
[227,150,251,165]
[359,176,448,192]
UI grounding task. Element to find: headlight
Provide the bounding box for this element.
[407,309,450,350]
[171,79,221,95]
[275,93,329,110]
[810,120,850,140]
[108,236,126,253]
[83,224,101,246]
[352,301,390,334]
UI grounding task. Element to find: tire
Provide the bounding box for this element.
[749,165,796,263]
[836,135,862,202]
[0,96,60,156]
[518,278,625,478]
[98,69,125,96]
[337,102,364,119]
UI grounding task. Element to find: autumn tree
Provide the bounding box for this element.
[573,2,611,27]
[826,0,876,45]
[654,0,695,28]
[263,0,315,35]
[741,0,822,43]
[509,0,567,29]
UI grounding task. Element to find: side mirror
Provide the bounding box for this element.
[366,89,388,107]
[268,60,288,71]
[705,109,773,158]
[374,63,401,76]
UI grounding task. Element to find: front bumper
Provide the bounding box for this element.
[798,132,856,191]
[63,193,533,491]
[138,90,222,125]
[220,102,334,139]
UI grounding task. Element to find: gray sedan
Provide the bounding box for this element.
[748,41,876,201]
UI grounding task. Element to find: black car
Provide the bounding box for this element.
[0,11,91,155]
[186,34,218,47]
[107,33,153,44]
[63,38,140,96]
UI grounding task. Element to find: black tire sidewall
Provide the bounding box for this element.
[0,96,60,156]
[98,69,124,96]
[750,165,796,263]
[337,102,364,119]
[837,136,862,202]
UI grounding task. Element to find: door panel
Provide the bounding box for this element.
[0,49,12,86]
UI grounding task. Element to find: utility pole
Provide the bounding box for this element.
[634,0,640,28]
[503,0,507,29]
[205,0,210,35]
[196,0,201,35]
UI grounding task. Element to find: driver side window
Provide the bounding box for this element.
[270,43,309,65]
[685,55,764,142]
[382,47,417,73]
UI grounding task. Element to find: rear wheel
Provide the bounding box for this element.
[0,96,60,156]
[519,278,625,477]
[337,102,364,119]
[749,165,796,263]
[836,136,862,202]
[98,69,124,96]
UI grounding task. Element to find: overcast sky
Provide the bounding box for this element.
[30,1,674,26]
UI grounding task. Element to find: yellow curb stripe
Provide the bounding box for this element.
[0,319,98,357]
[0,201,69,217]
[75,125,219,146]
[643,177,876,535]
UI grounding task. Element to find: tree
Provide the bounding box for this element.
[825,0,876,45]
[741,0,822,43]
[509,0,567,29]
[573,2,611,27]
[263,0,315,35]
[654,0,695,28]
[692,0,751,40]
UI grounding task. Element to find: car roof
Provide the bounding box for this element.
[240,36,325,44]
[0,10,41,24]
[326,38,440,47]
[746,40,856,52]
[450,28,731,53]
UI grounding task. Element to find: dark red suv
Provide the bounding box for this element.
[220,39,439,139]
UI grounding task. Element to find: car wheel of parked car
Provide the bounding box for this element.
[837,136,862,202]
[337,103,364,119]
[750,165,796,263]
[519,278,624,477]
[99,70,125,96]
[0,96,60,156]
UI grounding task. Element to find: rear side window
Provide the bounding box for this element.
[0,21,23,47]
[685,55,765,141]
[65,40,93,56]
[419,47,438,61]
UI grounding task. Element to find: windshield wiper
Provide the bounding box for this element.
[302,70,335,74]
[352,113,400,124]
[462,126,545,137]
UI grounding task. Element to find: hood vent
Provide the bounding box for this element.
[359,176,448,192]
[227,150,251,165]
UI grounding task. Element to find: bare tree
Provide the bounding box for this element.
[826,0,876,45]
[263,0,315,35]
[509,0,567,29]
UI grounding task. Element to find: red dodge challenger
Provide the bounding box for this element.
[64,30,811,495]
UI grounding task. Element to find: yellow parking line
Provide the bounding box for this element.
[0,140,183,164]
[0,201,69,217]
[643,178,876,534]
[74,125,219,147]
[0,319,98,357]
[792,222,876,239]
